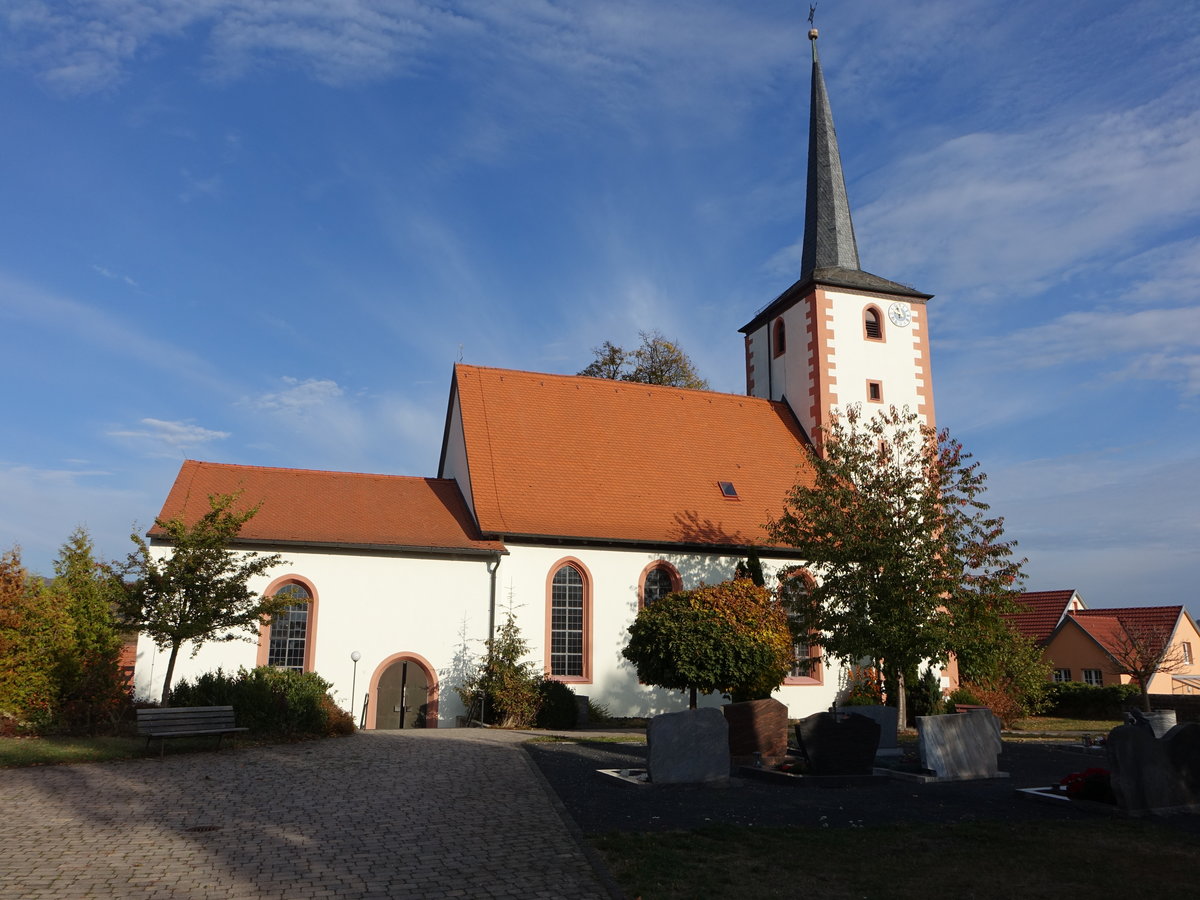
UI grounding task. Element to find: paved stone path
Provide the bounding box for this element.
[0,730,616,899]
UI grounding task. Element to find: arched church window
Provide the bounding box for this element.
[267,582,312,672]
[864,307,884,341]
[549,561,590,680]
[773,318,786,357]
[641,563,679,607]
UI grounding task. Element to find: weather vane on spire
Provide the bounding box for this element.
[809,4,817,27]
[808,4,819,42]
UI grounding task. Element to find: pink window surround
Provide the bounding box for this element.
[545,557,593,684]
[638,560,682,610]
[365,651,440,729]
[772,318,786,358]
[867,379,884,403]
[256,574,319,673]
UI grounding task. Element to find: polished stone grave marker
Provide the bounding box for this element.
[1107,721,1200,814]
[795,711,880,776]
[646,707,730,784]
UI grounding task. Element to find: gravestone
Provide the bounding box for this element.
[917,710,1002,779]
[646,707,730,784]
[1107,722,1200,814]
[723,698,789,764]
[795,711,880,775]
[839,705,899,750]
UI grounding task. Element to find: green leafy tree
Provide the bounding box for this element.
[623,579,793,707]
[768,404,1027,722]
[0,548,72,730]
[51,527,129,731]
[112,493,287,704]
[578,329,709,389]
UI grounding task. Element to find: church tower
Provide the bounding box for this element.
[740,27,935,444]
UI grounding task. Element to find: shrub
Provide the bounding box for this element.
[840,665,884,706]
[168,667,352,737]
[1044,682,1142,719]
[456,608,543,728]
[909,666,947,718]
[959,681,1025,728]
[948,685,982,707]
[535,679,578,730]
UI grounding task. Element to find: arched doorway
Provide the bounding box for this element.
[368,652,439,729]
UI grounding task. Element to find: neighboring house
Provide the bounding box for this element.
[1009,592,1200,694]
[134,32,953,726]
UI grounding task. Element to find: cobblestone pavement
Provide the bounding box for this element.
[0,730,617,900]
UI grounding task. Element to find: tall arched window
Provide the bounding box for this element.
[772,318,786,357]
[779,567,822,684]
[864,306,884,341]
[257,576,318,673]
[548,561,590,680]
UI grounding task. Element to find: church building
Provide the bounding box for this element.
[134,30,941,727]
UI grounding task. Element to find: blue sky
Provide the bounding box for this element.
[1,1,1197,617]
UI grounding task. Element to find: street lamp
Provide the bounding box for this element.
[350,650,362,726]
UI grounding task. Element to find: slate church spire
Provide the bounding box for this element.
[800,27,861,278]
[739,20,937,441]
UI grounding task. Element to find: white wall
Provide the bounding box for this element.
[134,542,844,725]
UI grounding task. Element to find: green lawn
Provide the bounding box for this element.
[1011,716,1122,734]
[594,818,1195,900]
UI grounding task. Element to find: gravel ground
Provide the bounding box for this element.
[524,738,1155,834]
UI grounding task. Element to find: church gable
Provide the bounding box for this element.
[447,363,817,548]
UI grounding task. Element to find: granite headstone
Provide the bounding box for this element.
[1107,721,1200,814]
[795,711,880,775]
[723,698,789,764]
[646,707,730,784]
[917,709,1002,779]
[839,705,899,750]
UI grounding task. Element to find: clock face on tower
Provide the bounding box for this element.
[888,302,912,327]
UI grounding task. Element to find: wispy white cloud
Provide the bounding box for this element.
[178,168,222,202]
[108,418,231,456]
[0,270,233,395]
[858,87,1200,309]
[252,377,344,412]
[91,264,139,287]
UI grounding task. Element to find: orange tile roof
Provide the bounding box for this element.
[151,461,504,554]
[450,364,817,548]
[1006,590,1079,643]
[1068,606,1186,659]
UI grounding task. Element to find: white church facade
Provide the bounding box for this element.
[133,30,945,727]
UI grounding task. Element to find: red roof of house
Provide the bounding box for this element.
[1067,606,1186,659]
[151,461,504,554]
[1006,590,1079,643]
[450,364,817,548]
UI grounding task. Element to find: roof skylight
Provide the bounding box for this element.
[718,481,738,499]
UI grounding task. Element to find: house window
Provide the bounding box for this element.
[549,561,590,680]
[641,563,678,608]
[772,318,786,357]
[867,380,883,403]
[1183,642,1193,665]
[779,567,822,684]
[1082,669,1103,687]
[267,582,311,671]
[1053,668,1071,683]
[864,307,884,340]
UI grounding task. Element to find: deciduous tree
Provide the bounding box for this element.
[1105,619,1189,712]
[623,579,793,707]
[578,330,709,389]
[768,405,1029,721]
[112,493,287,704]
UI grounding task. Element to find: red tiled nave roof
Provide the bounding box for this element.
[152,461,504,554]
[450,364,817,548]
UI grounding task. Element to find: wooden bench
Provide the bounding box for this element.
[136,706,248,757]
